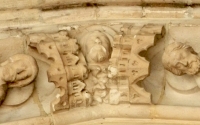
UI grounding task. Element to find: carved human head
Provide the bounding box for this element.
[1,54,38,87]
[162,42,200,75]
[81,31,111,63]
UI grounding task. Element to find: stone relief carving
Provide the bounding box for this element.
[27,24,164,112]
[162,42,200,95]
[162,42,200,76]
[3,1,200,124]
[79,30,111,63]
[108,24,164,104]
[0,54,38,105]
[28,31,88,111]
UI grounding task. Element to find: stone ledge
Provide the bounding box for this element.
[1,6,200,30]
[2,104,200,125]
[71,118,200,125]
[143,7,190,18]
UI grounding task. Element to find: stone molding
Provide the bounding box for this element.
[2,105,200,125]
[1,1,200,125]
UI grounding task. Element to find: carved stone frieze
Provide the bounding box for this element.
[27,24,163,112]
[2,2,200,124]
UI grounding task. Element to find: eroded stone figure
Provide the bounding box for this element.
[162,42,200,76]
[79,30,112,104]
[0,54,38,105]
[80,30,111,63]
[161,42,200,98]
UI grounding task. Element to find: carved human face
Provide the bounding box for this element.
[173,48,200,75]
[86,32,111,63]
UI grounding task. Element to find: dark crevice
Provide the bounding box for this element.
[0,2,198,12]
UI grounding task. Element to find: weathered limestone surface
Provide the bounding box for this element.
[1,1,200,125]
[3,105,200,125]
[1,6,200,31]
